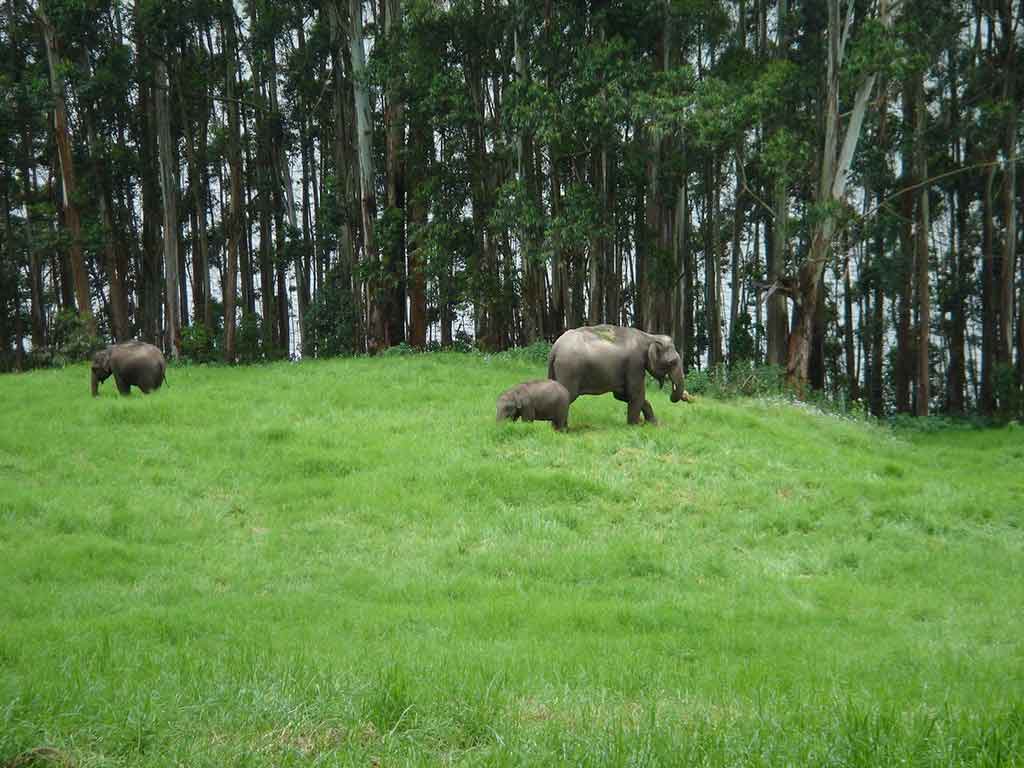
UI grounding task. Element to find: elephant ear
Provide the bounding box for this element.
[516,392,536,421]
[92,349,111,373]
[647,340,662,377]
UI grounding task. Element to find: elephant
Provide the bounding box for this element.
[548,325,689,425]
[91,341,167,397]
[496,380,570,431]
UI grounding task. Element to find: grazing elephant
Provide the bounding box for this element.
[496,380,570,431]
[91,341,167,397]
[548,325,689,425]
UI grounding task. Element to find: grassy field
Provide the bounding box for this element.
[1,353,1022,767]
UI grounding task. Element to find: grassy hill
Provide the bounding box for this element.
[1,353,1021,767]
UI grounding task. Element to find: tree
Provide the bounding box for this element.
[786,0,895,388]
[37,2,92,334]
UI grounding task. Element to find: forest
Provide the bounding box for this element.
[0,0,1021,417]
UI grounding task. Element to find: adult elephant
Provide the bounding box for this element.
[91,341,167,397]
[548,325,688,425]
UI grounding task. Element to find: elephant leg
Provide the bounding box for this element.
[552,407,568,432]
[627,399,644,425]
[642,400,658,425]
[114,375,131,396]
[613,391,639,424]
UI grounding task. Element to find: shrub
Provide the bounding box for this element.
[685,362,785,399]
[180,325,217,364]
[304,264,357,358]
[49,310,103,366]
[452,329,476,353]
[485,340,551,366]
[236,311,263,364]
[994,363,1021,419]
[382,342,416,357]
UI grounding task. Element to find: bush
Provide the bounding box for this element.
[452,329,476,353]
[888,413,994,432]
[236,311,263,364]
[487,340,551,366]
[381,342,417,357]
[304,264,357,358]
[181,325,217,364]
[994,363,1021,419]
[685,362,785,399]
[49,310,103,366]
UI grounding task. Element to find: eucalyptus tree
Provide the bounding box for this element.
[785,0,896,388]
[37,1,92,334]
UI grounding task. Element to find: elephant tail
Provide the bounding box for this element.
[548,354,556,381]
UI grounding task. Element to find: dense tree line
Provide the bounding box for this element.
[0,0,1021,416]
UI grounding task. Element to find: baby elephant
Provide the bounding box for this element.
[496,380,570,431]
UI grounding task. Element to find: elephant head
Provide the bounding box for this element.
[496,390,534,423]
[647,336,686,403]
[496,392,519,422]
[91,348,113,397]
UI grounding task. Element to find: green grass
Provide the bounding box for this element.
[1,353,1022,767]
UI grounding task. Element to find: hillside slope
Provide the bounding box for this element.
[1,355,1021,766]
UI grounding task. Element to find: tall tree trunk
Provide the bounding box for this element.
[980,161,996,413]
[914,74,931,416]
[843,248,858,402]
[513,23,543,342]
[787,0,888,388]
[222,0,243,362]
[895,176,914,413]
[999,0,1017,400]
[588,148,605,325]
[407,120,429,348]
[134,4,162,344]
[98,190,130,341]
[22,153,45,347]
[297,23,315,353]
[155,59,181,358]
[384,0,406,347]
[867,190,886,418]
[38,6,92,333]
[550,155,565,336]
[180,55,212,331]
[674,155,691,367]
[641,132,659,331]
[705,156,723,366]
[350,0,379,351]
[946,50,968,414]
[766,0,788,367]
[328,1,361,348]
[79,50,131,343]
[729,149,744,362]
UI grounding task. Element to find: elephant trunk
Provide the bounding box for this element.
[91,370,99,397]
[669,363,685,403]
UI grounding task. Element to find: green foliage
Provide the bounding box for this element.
[304,264,357,358]
[489,340,552,365]
[888,413,994,433]
[994,363,1021,419]
[728,314,757,363]
[381,342,416,357]
[686,362,786,400]
[180,324,216,364]
[236,311,263,364]
[0,356,1021,765]
[48,310,103,366]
